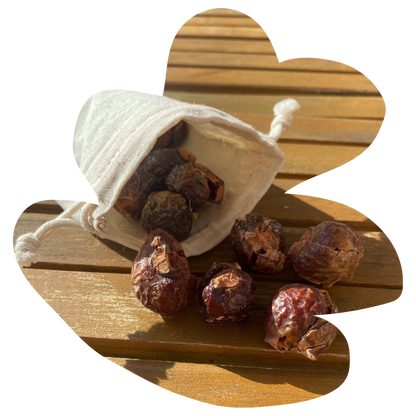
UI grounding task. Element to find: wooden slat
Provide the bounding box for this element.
[14,211,401,289]
[184,16,261,28]
[165,67,378,94]
[168,51,359,73]
[22,267,400,362]
[256,178,376,229]
[197,9,247,17]
[23,261,395,416]
[110,357,347,407]
[29,196,58,205]
[279,142,371,177]
[171,38,359,73]
[168,51,281,69]
[17,262,402,408]
[21,263,399,411]
[180,10,261,39]
[87,336,348,375]
[171,38,276,54]
[20,175,376,230]
[24,199,64,214]
[176,26,269,39]
[239,115,381,144]
[163,90,386,119]
[14,212,134,270]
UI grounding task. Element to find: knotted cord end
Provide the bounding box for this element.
[13,202,109,269]
[269,98,301,142]
[15,233,42,268]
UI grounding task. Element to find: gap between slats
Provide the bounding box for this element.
[106,356,347,407]
[184,16,261,28]
[23,262,402,291]
[16,214,402,292]
[20,200,386,232]
[165,67,379,95]
[88,339,350,373]
[167,51,359,74]
[163,90,385,119]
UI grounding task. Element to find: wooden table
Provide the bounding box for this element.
[13,9,401,408]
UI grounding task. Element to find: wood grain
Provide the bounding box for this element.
[171,37,277,54]
[13,8,392,408]
[14,210,401,289]
[106,357,350,410]
[197,9,248,17]
[168,51,359,73]
[184,16,261,28]
[163,90,386,119]
[19,257,400,406]
[165,67,378,94]
[176,26,269,39]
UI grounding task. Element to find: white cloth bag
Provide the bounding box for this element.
[15,89,300,267]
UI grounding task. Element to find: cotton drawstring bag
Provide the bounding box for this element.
[15,89,300,268]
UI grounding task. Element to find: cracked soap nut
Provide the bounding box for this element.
[153,120,188,149]
[131,228,196,314]
[140,190,193,242]
[197,262,255,323]
[230,213,286,274]
[114,148,195,219]
[165,163,225,214]
[113,165,165,219]
[143,148,196,180]
[288,221,364,288]
[264,283,338,361]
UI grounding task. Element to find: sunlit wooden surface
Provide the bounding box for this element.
[14,8,399,408]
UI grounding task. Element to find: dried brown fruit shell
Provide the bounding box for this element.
[230,213,286,274]
[288,221,364,288]
[114,146,195,220]
[197,262,255,323]
[142,148,196,180]
[131,228,196,314]
[165,163,224,214]
[264,283,338,361]
[296,318,338,361]
[170,120,188,148]
[113,165,165,219]
[140,190,193,242]
[153,120,188,149]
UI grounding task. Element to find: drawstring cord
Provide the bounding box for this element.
[15,201,109,268]
[268,98,300,142]
[80,202,110,234]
